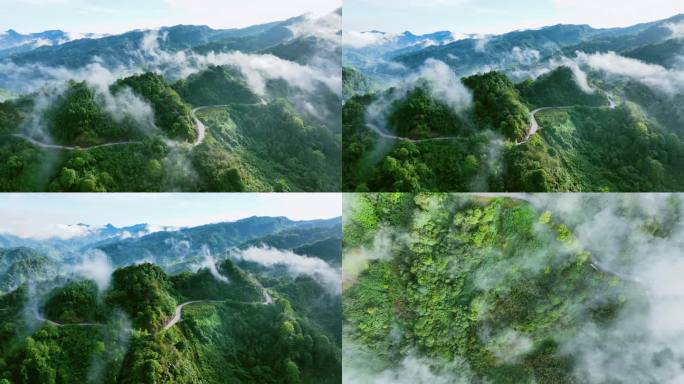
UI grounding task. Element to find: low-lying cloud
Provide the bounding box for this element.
[232,246,341,294]
[74,249,113,291]
[575,51,684,95]
[196,245,230,283]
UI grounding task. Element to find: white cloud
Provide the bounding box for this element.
[74,250,113,291]
[288,9,341,43]
[575,51,684,94]
[233,246,341,294]
[343,31,395,48]
[510,46,540,65]
[194,245,230,283]
[665,20,684,39]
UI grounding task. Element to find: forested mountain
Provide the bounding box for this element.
[0,10,341,192]
[343,13,684,192]
[0,216,342,383]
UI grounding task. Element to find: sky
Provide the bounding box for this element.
[344,0,684,35]
[0,0,341,34]
[0,193,341,239]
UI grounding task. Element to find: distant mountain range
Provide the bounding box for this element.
[0,215,342,272]
[344,13,684,79]
[0,29,104,58]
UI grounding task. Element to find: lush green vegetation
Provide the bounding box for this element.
[342,67,373,100]
[342,91,497,192]
[462,71,530,141]
[43,280,105,323]
[0,64,340,191]
[113,73,195,142]
[505,106,684,191]
[516,66,607,108]
[194,100,341,191]
[343,64,684,192]
[47,81,144,146]
[343,193,626,382]
[388,87,465,139]
[0,256,341,383]
[0,248,59,293]
[173,65,260,106]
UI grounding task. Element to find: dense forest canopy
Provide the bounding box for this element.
[343,193,681,383]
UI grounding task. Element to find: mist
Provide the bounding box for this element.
[74,249,113,291]
[574,51,684,95]
[232,246,341,295]
[344,194,684,382]
[495,194,684,382]
[196,245,230,283]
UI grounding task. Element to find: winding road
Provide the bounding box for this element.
[162,300,224,331]
[367,122,460,143]
[161,288,274,331]
[8,101,266,150]
[9,133,142,151]
[368,95,619,145]
[31,307,102,327]
[190,101,266,146]
[516,95,619,145]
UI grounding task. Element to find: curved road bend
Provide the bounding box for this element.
[163,290,274,331]
[191,101,266,147]
[517,95,619,145]
[31,307,102,327]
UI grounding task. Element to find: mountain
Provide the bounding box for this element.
[0,260,341,383]
[344,14,684,83]
[343,30,457,79]
[0,214,342,383]
[0,247,60,293]
[5,15,305,69]
[342,13,684,192]
[0,29,98,59]
[95,216,341,267]
[0,11,342,192]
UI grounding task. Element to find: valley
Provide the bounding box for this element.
[343,13,684,192]
[0,215,343,383]
[0,9,342,192]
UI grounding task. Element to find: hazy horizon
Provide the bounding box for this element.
[0,0,341,35]
[344,0,683,35]
[0,193,342,239]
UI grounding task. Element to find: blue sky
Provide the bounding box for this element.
[0,0,341,34]
[344,0,684,35]
[0,193,341,239]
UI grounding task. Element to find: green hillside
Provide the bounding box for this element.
[517,66,607,108]
[343,65,684,192]
[0,258,341,383]
[173,65,260,106]
[113,73,196,142]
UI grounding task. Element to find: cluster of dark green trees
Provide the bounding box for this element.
[0,258,341,383]
[343,193,629,383]
[343,65,684,192]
